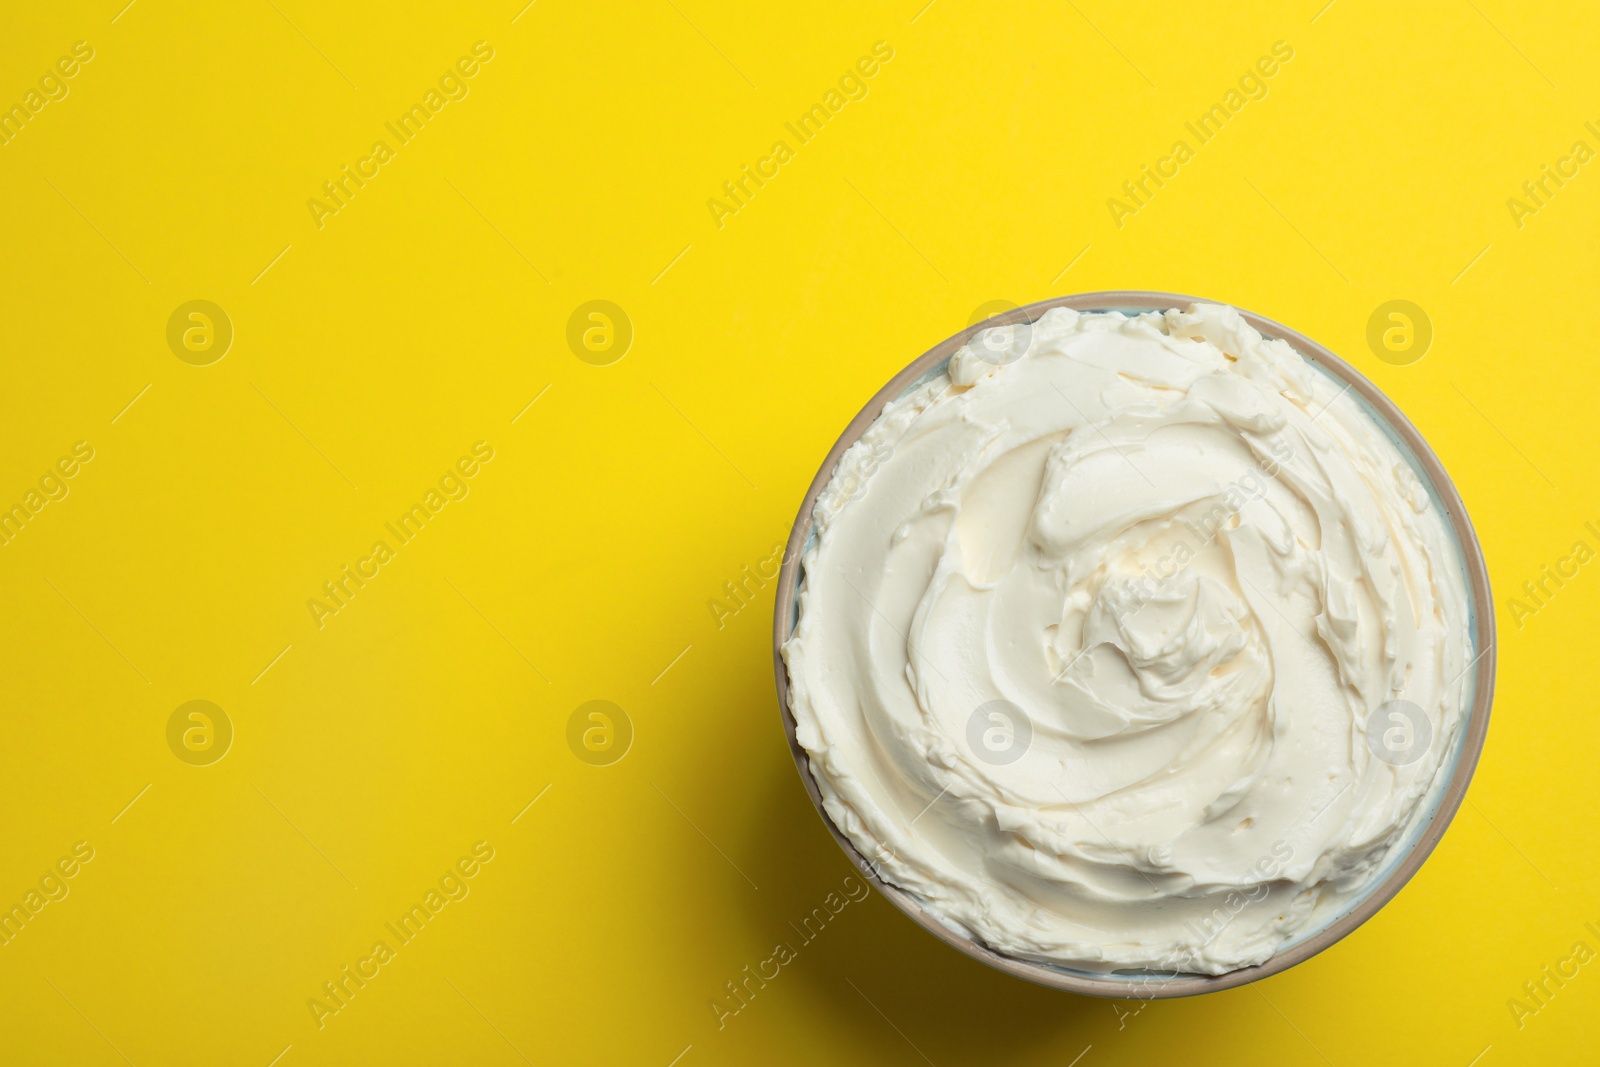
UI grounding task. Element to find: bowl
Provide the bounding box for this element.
[770,290,1495,998]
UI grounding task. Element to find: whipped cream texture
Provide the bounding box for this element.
[783,304,1472,975]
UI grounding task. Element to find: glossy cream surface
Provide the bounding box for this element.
[783,304,1472,974]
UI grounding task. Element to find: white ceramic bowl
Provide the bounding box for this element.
[771,291,1495,997]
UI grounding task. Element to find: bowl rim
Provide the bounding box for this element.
[769,290,1497,998]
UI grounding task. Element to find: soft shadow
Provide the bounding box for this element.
[728,753,1108,1061]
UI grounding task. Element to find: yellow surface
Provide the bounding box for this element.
[0,1,1594,1064]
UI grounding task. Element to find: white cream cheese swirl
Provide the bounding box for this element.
[783,304,1472,975]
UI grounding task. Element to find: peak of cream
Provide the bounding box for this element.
[783,304,1471,975]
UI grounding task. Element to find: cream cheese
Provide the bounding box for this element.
[783,304,1472,975]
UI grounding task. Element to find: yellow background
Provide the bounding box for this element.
[0,0,1594,1063]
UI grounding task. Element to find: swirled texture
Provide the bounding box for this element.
[783,305,1472,975]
